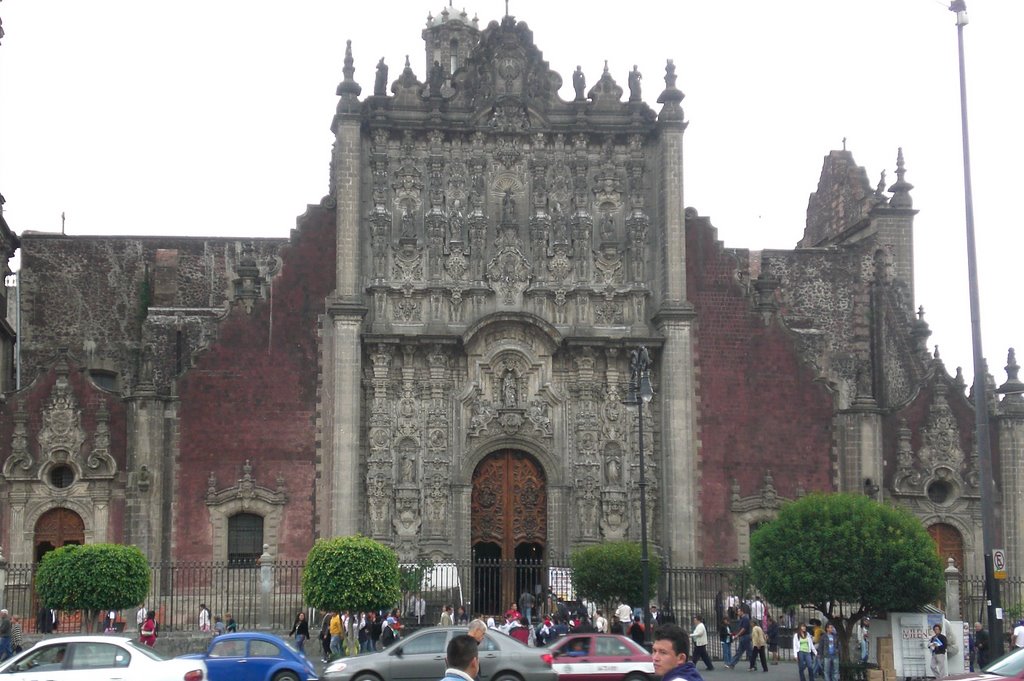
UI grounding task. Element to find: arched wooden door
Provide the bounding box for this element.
[929,523,964,571]
[471,450,546,614]
[34,508,85,562]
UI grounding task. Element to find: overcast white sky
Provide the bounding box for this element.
[0,0,1020,390]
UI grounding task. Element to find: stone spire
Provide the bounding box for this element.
[998,348,1024,410]
[656,59,685,124]
[335,40,362,118]
[887,147,914,209]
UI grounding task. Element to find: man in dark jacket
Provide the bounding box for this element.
[652,623,705,681]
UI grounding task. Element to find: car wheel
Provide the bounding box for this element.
[624,673,650,681]
[492,673,524,681]
[273,672,300,681]
[352,673,384,681]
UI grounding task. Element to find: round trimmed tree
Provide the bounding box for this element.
[750,493,944,658]
[302,535,401,613]
[571,541,662,611]
[35,543,150,632]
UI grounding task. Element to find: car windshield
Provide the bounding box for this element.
[123,639,170,661]
[983,647,1024,677]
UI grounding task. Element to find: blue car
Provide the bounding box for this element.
[181,631,319,681]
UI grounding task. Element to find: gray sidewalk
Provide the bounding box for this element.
[692,659,800,681]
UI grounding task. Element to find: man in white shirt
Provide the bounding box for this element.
[441,635,479,681]
[750,597,765,624]
[595,610,609,634]
[1013,620,1024,649]
[136,605,147,634]
[616,602,632,627]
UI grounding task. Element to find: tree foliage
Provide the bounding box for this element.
[750,493,943,656]
[302,535,401,613]
[35,544,150,631]
[571,541,662,608]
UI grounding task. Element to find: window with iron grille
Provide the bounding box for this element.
[227,513,264,567]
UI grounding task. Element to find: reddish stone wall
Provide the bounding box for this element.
[687,218,836,566]
[174,206,336,562]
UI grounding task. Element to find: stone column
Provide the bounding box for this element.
[995,378,1024,575]
[258,544,274,629]
[834,408,884,499]
[124,390,172,563]
[945,557,961,621]
[0,546,7,611]
[321,67,367,538]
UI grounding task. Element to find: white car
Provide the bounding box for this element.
[0,635,206,680]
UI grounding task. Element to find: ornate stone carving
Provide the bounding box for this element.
[3,406,32,478]
[467,393,497,438]
[548,242,572,282]
[526,401,552,437]
[893,417,922,492]
[576,475,600,538]
[486,247,532,305]
[86,402,116,478]
[39,367,86,462]
[594,244,624,286]
[206,460,287,511]
[392,240,424,281]
[601,490,629,540]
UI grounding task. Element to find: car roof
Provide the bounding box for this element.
[213,631,286,641]
[23,635,135,645]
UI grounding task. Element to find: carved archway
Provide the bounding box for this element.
[34,507,85,562]
[928,523,964,572]
[471,450,546,614]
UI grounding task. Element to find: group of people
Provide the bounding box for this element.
[716,599,782,672]
[312,608,406,661]
[0,610,25,661]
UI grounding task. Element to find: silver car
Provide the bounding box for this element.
[323,627,556,681]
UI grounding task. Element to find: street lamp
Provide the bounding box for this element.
[948,0,1003,657]
[625,346,654,647]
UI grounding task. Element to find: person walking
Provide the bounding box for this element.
[929,624,948,680]
[973,622,989,669]
[690,614,714,671]
[856,617,871,663]
[329,611,343,659]
[519,590,536,625]
[720,617,733,663]
[10,616,23,655]
[819,623,839,681]
[0,610,12,662]
[793,624,817,681]
[749,620,768,672]
[198,604,211,633]
[766,615,780,665]
[289,611,310,655]
[139,610,158,647]
[136,604,147,635]
[726,604,752,669]
[439,605,454,627]
[1013,619,1024,649]
[319,612,333,662]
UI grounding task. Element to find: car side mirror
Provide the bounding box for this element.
[552,650,561,658]
[393,647,403,657]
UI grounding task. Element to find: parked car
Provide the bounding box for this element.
[179,631,318,681]
[0,635,206,680]
[548,634,654,681]
[949,645,1024,681]
[323,626,555,681]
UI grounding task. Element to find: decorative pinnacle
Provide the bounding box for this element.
[888,147,914,209]
[656,59,685,123]
[337,39,362,98]
[998,347,1024,398]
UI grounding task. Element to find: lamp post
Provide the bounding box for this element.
[626,346,654,647]
[948,0,1003,658]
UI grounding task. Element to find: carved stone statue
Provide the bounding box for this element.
[374,57,389,96]
[429,60,445,97]
[400,205,415,238]
[401,453,416,483]
[572,66,586,101]
[501,190,516,223]
[628,65,642,101]
[502,371,518,407]
[600,211,615,241]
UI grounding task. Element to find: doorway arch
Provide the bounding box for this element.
[471,450,546,614]
[34,508,85,562]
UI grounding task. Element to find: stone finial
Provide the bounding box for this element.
[954,367,966,391]
[998,348,1024,412]
[911,305,931,357]
[333,40,362,122]
[887,147,914,209]
[875,170,887,197]
[656,59,685,123]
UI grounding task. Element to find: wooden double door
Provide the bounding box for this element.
[34,508,85,562]
[471,450,546,615]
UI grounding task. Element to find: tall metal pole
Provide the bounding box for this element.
[949,0,1003,658]
[638,394,650,647]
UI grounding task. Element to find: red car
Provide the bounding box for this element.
[549,634,654,681]
[949,646,1024,681]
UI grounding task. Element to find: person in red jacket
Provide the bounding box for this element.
[510,617,530,644]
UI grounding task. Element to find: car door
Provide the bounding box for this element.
[242,638,286,681]
[477,632,505,681]
[63,641,134,681]
[592,636,651,681]
[203,637,249,680]
[0,642,71,681]
[390,630,448,681]
[552,635,594,681]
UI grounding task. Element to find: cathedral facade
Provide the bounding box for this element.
[2,9,1023,601]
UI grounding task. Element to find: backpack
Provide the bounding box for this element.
[381,626,396,647]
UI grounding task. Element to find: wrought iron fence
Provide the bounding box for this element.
[3,556,1014,646]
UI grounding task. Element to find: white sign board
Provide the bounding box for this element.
[891,613,965,678]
